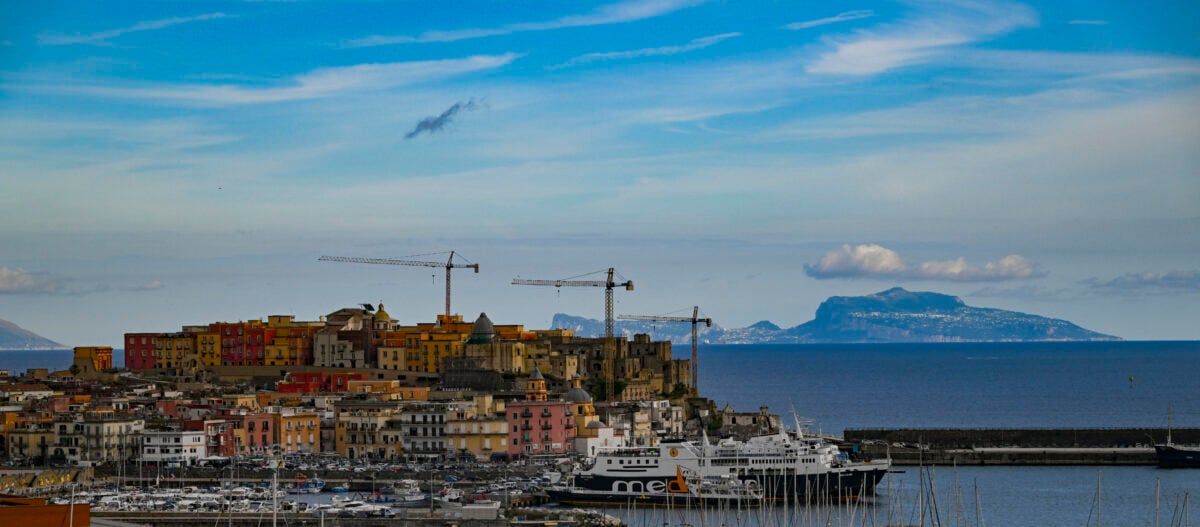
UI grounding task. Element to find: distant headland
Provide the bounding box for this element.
[0,318,64,350]
[553,287,1120,344]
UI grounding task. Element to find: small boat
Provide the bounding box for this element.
[287,478,326,494]
[1155,406,1200,468]
[329,482,351,493]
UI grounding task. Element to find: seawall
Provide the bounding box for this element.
[845,427,1199,466]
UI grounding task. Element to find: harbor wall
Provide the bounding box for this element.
[845,427,1200,448]
[845,427,1199,466]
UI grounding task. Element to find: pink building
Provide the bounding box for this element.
[506,369,575,460]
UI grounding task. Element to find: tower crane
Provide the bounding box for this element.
[618,306,712,397]
[512,268,633,339]
[513,268,633,402]
[318,251,479,318]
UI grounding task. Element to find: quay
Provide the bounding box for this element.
[846,427,1200,466]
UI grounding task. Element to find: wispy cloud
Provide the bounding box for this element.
[0,267,63,294]
[39,13,230,46]
[969,285,1074,300]
[126,280,164,292]
[1082,270,1200,296]
[554,32,741,68]
[405,99,484,139]
[1068,20,1108,26]
[807,0,1038,75]
[784,10,875,30]
[804,244,1046,282]
[21,54,520,105]
[343,0,703,47]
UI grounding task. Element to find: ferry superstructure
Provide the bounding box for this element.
[563,430,889,503]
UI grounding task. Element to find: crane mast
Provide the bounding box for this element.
[618,306,712,397]
[318,251,479,318]
[511,267,634,339]
[513,267,634,401]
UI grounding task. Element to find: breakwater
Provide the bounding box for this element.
[846,427,1199,466]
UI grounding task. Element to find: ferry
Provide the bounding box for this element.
[555,429,889,504]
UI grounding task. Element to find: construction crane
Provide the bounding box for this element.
[513,268,633,402]
[318,251,479,318]
[618,306,712,397]
[512,268,634,339]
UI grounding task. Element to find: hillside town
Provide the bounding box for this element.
[0,306,783,475]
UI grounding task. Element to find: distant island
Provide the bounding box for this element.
[553,287,1120,344]
[0,317,65,350]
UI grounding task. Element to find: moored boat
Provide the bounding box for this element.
[562,428,889,505]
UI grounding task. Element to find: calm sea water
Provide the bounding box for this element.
[683,341,1200,526]
[695,341,1200,434]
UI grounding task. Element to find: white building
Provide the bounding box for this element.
[401,402,448,461]
[141,430,207,466]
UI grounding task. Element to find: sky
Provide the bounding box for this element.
[1,0,1198,347]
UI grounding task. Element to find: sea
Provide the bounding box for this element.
[3,341,1198,525]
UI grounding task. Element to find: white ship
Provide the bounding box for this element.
[553,429,889,505]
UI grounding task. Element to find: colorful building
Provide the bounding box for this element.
[123,333,158,370]
[272,407,320,454]
[506,369,575,460]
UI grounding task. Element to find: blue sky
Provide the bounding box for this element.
[1,0,1198,347]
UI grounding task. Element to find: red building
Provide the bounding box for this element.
[276,372,369,394]
[507,369,575,460]
[124,332,159,370]
[219,407,275,455]
[211,321,274,366]
[184,419,235,457]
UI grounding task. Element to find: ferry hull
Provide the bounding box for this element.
[573,466,888,503]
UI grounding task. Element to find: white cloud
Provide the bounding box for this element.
[804,245,1045,282]
[39,13,229,46]
[0,267,62,294]
[803,244,908,278]
[21,54,520,105]
[784,10,875,30]
[344,0,703,47]
[807,0,1038,75]
[554,32,741,68]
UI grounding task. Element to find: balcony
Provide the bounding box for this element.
[541,423,553,430]
[520,410,533,418]
[521,423,533,431]
[541,410,553,418]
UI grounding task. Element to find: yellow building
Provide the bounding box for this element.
[333,400,404,460]
[445,395,508,461]
[272,408,321,454]
[192,331,221,367]
[265,315,323,366]
[153,333,194,370]
[346,380,403,400]
[73,346,112,371]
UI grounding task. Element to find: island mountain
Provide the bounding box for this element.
[0,317,65,350]
[552,287,1119,344]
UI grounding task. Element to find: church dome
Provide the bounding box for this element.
[564,374,592,403]
[374,303,391,320]
[467,312,495,344]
